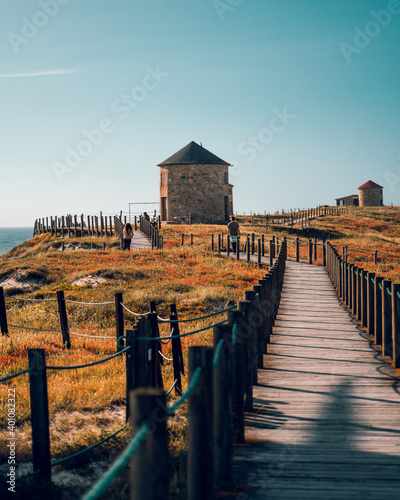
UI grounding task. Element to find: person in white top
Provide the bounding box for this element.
[122,223,133,250]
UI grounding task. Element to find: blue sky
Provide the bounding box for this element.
[1,0,399,226]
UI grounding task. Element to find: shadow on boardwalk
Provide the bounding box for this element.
[232,262,400,500]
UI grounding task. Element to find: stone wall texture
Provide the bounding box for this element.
[159,164,231,223]
[336,195,358,207]
[358,187,383,207]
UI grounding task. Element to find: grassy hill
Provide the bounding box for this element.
[1,209,399,498]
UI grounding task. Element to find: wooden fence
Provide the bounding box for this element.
[326,242,400,368]
[32,214,163,250]
[33,214,120,238]
[0,243,287,500]
[139,218,163,249]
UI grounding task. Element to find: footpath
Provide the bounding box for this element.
[233,260,400,500]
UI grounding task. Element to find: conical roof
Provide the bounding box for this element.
[158,141,229,166]
[358,180,383,189]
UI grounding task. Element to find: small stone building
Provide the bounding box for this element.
[335,194,359,207]
[336,180,383,207]
[358,180,383,207]
[158,141,233,223]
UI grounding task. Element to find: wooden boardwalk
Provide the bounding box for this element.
[233,260,400,499]
[129,231,152,251]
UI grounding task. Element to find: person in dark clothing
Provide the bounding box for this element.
[227,216,240,253]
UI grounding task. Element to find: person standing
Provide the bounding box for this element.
[122,223,133,250]
[227,216,240,253]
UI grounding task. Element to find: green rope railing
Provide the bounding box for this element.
[232,323,238,345]
[157,305,236,323]
[81,423,151,500]
[136,319,228,341]
[8,324,61,333]
[213,339,225,368]
[52,423,129,467]
[47,347,130,370]
[168,366,202,414]
[0,367,32,384]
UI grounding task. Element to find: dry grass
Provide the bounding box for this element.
[1,211,399,497]
[0,227,266,498]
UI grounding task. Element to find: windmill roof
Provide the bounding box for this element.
[158,141,230,166]
[358,180,383,189]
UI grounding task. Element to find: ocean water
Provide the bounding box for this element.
[0,228,34,255]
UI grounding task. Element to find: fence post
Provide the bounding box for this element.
[357,269,362,322]
[261,234,265,256]
[28,349,51,480]
[263,274,273,344]
[228,310,247,441]
[374,277,383,346]
[218,234,221,254]
[0,287,8,336]
[257,239,261,267]
[56,291,71,348]
[352,266,358,317]
[148,309,163,389]
[348,264,353,311]
[295,238,299,262]
[170,304,184,396]
[129,389,169,500]
[251,287,264,369]
[367,272,375,336]
[269,239,273,267]
[125,328,137,422]
[392,283,400,368]
[187,346,214,500]
[382,280,393,359]
[270,235,274,258]
[115,292,124,351]
[213,324,234,488]
[308,239,312,264]
[361,270,368,327]
[211,234,214,251]
[314,238,317,261]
